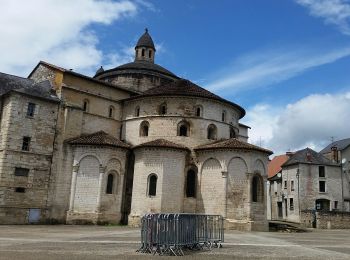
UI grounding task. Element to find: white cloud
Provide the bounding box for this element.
[295,0,350,35]
[0,0,141,76]
[243,91,350,155]
[205,47,350,94]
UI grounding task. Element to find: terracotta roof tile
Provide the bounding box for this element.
[133,139,190,151]
[268,154,289,178]
[194,138,273,155]
[67,131,130,149]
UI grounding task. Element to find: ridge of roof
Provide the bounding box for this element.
[282,147,337,167]
[320,138,350,153]
[133,139,190,151]
[194,138,273,155]
[135,28,155,50]
[67,131,130,149]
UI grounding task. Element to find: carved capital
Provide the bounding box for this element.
[72,165,79,173]
[99,165,106,173]
[221,171,228,178]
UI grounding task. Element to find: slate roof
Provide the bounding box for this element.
[127,79,246,118]
[0,72,59,102]
[67,131,130,149]
[136,29,155,50]
[268,154,290,178]
[133,139,190,151]
[320,138,350,153]
[194,138,273,155]
[94,60,177,79]
[282,148,337,167]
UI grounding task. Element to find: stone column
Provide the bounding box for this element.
[96,166,106,213]
[246,172,253,220]
[222,171,228,218]
[68,165,79,212]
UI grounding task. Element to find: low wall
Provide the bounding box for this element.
[301,210,350,229]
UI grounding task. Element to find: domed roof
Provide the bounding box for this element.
[94,60,177,79]
[126,79,246,118]
[136,28,155,50]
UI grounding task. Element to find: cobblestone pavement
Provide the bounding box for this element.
[0,225,350,259]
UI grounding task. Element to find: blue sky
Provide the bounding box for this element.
[1,0,350,154]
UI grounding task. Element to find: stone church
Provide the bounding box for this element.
[0,30,272,231]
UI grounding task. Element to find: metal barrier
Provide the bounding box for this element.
[137,213,224,256]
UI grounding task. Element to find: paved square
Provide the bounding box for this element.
[0,226,349,259]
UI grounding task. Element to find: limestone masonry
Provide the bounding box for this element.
[0,30,272,231]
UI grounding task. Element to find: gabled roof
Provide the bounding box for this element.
[194,138,273,155]
[28,61,139,95]
[67,131,130,149]
[320,138,350,153]
[133,139,190,151]
[136,29,155,50]
[126,79,246,118]
[282,147,337,167]
[0,72,59,102]
[268,154,290,178]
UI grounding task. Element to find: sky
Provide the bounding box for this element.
[1,0,350,155]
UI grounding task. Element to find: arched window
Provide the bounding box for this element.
[252,175,263,202]
[109,106,115,118]
[186,170,196,198]
[195,105,202,117]
[159,103,167,115]
[177,121,190,137]
[149,50,152,58]
[230,127,236,138]
[136,49,139,58]
[106,174,114,194]
[83,99,89,112]
[140,121,150,137]
[135,106,140,117]
[207,124,217,140]
[222,110,226,122]
[142,49,145,57]
[148,174,157,196]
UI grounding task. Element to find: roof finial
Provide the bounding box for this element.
[145,28,148,33]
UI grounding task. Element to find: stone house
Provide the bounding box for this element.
[0,30,272,230]
[268,148,346,224]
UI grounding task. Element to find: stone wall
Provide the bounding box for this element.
[301,210,350,229]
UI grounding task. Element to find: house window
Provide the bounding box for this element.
[252,175,263,202]
[106,174,114,194]
[135,106,140,117]
[319,166,325,177]
[108,106,114,118]
[140,121,149,137]
[15,187,26,193]
[159,103,167,115]
[290,198,294,210]
[319,181,326,192]
[83,99,89,112]
[26,103,36,117]
[291,180,294,191]
[207,124,217,140]
[222,110,226,122]
[148,174,157,196]
[178,121,190,137]
[22,137,31,151]
[284,180,287,189]
[14,167,29,177]
[186,170,196,198]
[334,201,338,210]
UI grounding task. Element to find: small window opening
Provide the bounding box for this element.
[27,103,36,117]
[15,187,26,193]
[159,103,167,115]
[196,107,201,117]
[106,174,114,194]
[140,121,149,137]
[252,175,263,202]
[207,124,217,140]
[83,100,89,112]
[291,180,294,191]
[22,137,31,151]
[186,170,196,198]
[179,125,188,136]
[149,50,152,58]
[109,106,114,118]
[319,181,326,192]
[148,174,157,196]
[284,180,287,189]
[290,198,294,210]
[334,201,338,210]
[222,110,226,122]
[319,166,325,177]
[14,167,29,177]
[135,106,140,117]
[142,49,145,57]
[229,127,236,138]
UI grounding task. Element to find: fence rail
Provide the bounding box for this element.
[137,213,224,256]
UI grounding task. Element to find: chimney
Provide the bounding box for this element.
[331,146,338,163]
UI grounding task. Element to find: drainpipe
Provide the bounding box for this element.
[296,168,301,223]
